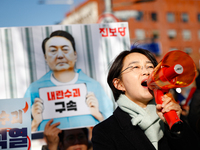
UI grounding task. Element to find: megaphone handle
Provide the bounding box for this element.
[154,89,183,131]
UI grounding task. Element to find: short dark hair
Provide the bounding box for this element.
[58,128,88,144]
[107,48,158,101]
[42,30,76,55]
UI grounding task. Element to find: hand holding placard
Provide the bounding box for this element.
[31,98,43,132]
[86,92,104,122]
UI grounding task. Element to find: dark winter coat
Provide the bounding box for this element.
[92,107,200,150]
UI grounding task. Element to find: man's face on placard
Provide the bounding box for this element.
[45,36,77,72]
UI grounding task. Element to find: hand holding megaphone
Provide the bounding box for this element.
[147,50,197,132]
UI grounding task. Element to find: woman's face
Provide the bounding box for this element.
[115,52,154,108]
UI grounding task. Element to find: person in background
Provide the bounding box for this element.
[42,119,92,150]
[24,30,113,132]
[92,48,200,150]
[188,69,200,139]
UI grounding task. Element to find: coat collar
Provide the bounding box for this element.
[113,107,156,150]
[113,107,132,130]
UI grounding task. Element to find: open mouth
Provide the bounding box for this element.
[141,80,147,87]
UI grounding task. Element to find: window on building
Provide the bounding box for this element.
[135,29,145,40]
[184,47,192,54]
[168,29,177,39]
[167,13,175,22]
[181,13,189,22]
[151,12,157,21]
[170,48,178,51]
[198,13,200,22]
[198,30,200,40]
[182,30,191,40]
[136,11,143,21]
[152,30,159,39]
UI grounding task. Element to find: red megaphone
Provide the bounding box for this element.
[147,50,197,132]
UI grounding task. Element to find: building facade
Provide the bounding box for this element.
[60,0,200,68]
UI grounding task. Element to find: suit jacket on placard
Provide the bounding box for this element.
[92,107,200,150]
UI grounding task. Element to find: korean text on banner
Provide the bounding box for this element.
[39,83,90,120]
[0,98,31,150]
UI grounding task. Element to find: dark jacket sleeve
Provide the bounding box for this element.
[188,89,200,138]
[164,120,200,150]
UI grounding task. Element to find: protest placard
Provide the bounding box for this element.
[0,98,31,150]
[0,22,130,132]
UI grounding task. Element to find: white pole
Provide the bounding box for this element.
[104,0,112,13]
